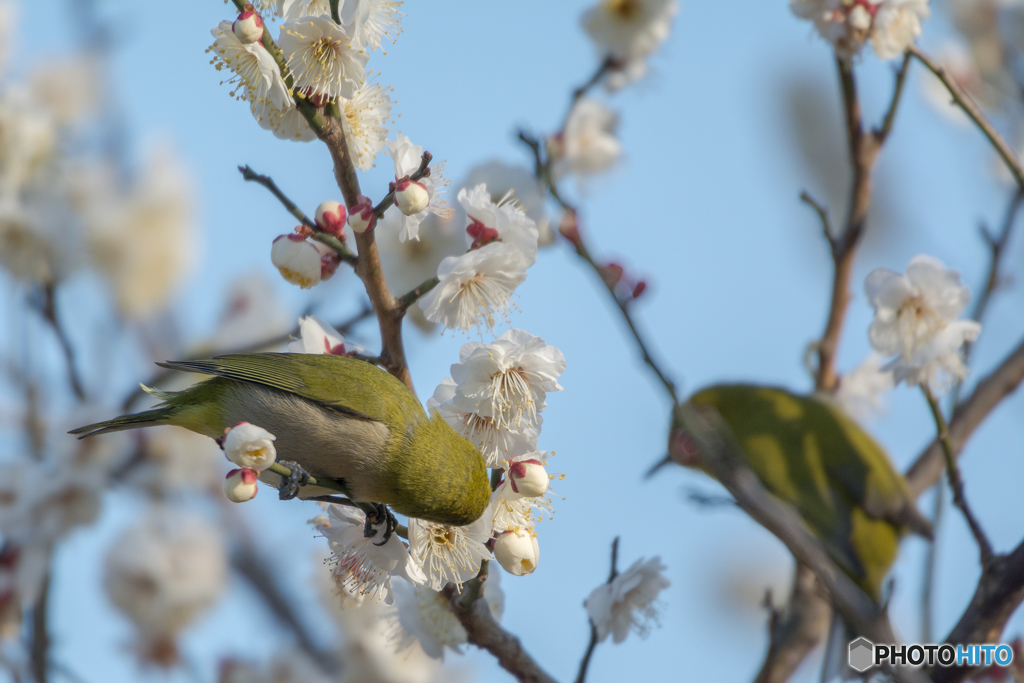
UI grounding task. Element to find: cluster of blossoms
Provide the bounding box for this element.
[790,0,931,61]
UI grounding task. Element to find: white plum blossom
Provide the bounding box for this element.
[387,133,449,241]
[104,510,227,657]
[491,451,559,531]
[342,0,405,51]
[457,183,539,265]
[550,98,622,180]
[223,422,277,471]
[834,353,894,423]
[493,527,540,576]
[279,0,330,21]
[789,0,930,61]
[315,504,426,605]
[341,81,393,170]
[223,468,260,502]
[208,21,291,121]
[271,234,322,289]
[865,255,981,392]
[428,377,540,467]
[287,315,364,355]
[418,243,529,334]
[450,329,566,434]
[585,556,670,643]
[582,0,679,89]
[459,160,552,246]
[392,572,504,660]
[279,16,369,102]
[408,507,493,591]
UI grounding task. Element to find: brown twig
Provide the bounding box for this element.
[753,565,832,683]
[908,45,1024,191]
[905,335,1024,497]
[30,566,51,683]
[929,538,1024,683]
[372,151,432,218]
[397,276,440,312]
[921,385,993,565]
[238,165,356,265]
[445,582,557,683]
[575,537,619,683]
[37,284,85,401]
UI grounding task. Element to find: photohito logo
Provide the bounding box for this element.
[848,638,1016,673]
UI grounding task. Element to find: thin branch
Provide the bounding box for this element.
[908,45,1024,191]
[30,566,51,683]
[905,334,1024,497]
[121,305,374,410]
[753,565,832,683]
[921,385,994,565]
[799,190,835,254]
[574,536,619,683]
[238,165,356,265]
[874,51,913,144]
[445,583,557,683]
[397,276,440,313]
[37,284,85,401]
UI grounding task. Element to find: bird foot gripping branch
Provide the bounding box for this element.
[364,502,399,546]
[275,459,310,500]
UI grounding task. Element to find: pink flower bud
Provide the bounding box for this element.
[314,200,347,236]
[494,528,540,576]
[271,234,321,289]
[320,250,342,281]
[393,179,429,216]
[347,195,377,233]
[507,459,548,498]
[601,262,624,288]
[559,210,582,250]
[467,218,500,250]
[232,4,265,44]
[224,468,259,503]
[632,280,647,299]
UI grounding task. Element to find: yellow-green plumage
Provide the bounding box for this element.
[680,383,931,601]
[71,353,490,527]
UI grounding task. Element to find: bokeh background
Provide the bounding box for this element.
[2,1,1023,682]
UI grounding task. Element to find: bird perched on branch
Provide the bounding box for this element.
[71,353,491,529]
[666,383,932,603]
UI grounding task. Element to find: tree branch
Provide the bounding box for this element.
[397,276,440,312]
[753,565,832,683]
[908,45,1024,191]
[238,165,356,265]
[905,335,1024,497]
[445,582,557,683]
[921,385,993,565]
[37,284,85,401]
[575,537,619,683]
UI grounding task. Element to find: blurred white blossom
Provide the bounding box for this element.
[585,556,670,643]
[342,82,393,171]
[865,255,980,393]
[790,0,930,61]
[288,314,364,355]
[550,98,621,180]
[342,0,405,51]
[582,0,679,89]
[834,353,895,422]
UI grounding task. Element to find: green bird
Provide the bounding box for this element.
[71,353,491,528]
[668,383,932,602]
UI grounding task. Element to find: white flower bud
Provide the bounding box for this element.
[507,459,548,498]
[223,468,259,503]
[493,527,539,576]
[393,180,429,216]
[232,5,265,44]
[848,4,872,31]
[223,422,277,471]
[271,234,322,289]
[314,200,347,236]
[347,195,376,233]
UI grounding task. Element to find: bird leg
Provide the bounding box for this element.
[363,503,398,545]
[276,460,310,500]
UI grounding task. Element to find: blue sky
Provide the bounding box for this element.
[10,1,1024,682]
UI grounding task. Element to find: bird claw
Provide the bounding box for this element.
[277,460,310,500]
[363,503,397,545]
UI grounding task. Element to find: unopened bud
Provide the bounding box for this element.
[601,262,624,288]
[320,250,342,281]
[632,280,647,299]
[467,218,500,250]
[848,4,872,30]
[271,234,322,289]
[559,209,581,248]
[393,179,429,215]
[232,5,265,44]
[224,422,277,471]
[348,195,377,233]
[508,459,548,498]
[224,468,259,503]
[314,200,347,236]
[494,527,540,576]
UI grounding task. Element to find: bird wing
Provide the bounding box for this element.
[158,353,427,427]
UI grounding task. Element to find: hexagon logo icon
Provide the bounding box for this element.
[848,637,874,673]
